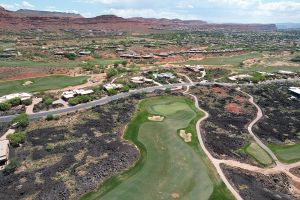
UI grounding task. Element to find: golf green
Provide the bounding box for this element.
[82,96,233,200]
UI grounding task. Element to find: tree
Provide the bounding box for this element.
[12,113,29,128]
[0,102,12,111]
[107,89,118,96]
[121,60,128,66]
[64,52,77,60]
[7,131,26,147]
[8,97,21,107]
[107,68,118,78]
[22,98,32,106]
[122,85,130,92]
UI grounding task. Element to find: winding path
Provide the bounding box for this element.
[181,74,300,199]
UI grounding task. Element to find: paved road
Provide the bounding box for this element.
[1,77,299,123]
[0,83,194,123]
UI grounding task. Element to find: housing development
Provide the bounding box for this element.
[0,2,300,200]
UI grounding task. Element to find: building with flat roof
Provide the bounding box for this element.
[0,140,10,170]
[104,83,123,91]
[0,93,32,103]
[62,89,94,100]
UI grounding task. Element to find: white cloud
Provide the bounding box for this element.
[77,0,136,4]
[0,3,16,10]
[22,1,35,9]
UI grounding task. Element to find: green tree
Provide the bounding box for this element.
[12,113,29,128]
[107,68,118,78]
[64,52,77,60]
[8,97,21,107]
[7,131,26,147]
[0,102,12,111]
[107,89,118,96]
[22,99,32,106]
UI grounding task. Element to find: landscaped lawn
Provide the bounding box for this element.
[245,143,273,166]
[81,96,234,200]
[0,58,124,68]
[269,143,300,163]
[176,52,262,66]
[0,75,89,96]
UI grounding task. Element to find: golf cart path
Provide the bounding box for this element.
[182,75,300,199]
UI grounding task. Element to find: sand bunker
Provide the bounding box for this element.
[148,116,164,121]
[22,81,33,86]
[179,130,192,143]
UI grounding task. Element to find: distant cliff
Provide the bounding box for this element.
[0,7,277,32]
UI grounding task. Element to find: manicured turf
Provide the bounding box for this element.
[0,58,123,68]
[81,96,234,200]
[0,75,89,96]
[245,143,273,166]
[269,143,300,163]
[176,52,262,66]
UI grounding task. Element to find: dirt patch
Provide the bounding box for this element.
[171,192,180,199]
[225,103,243,114]
[210,87,227,96]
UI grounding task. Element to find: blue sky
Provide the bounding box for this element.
[1,0,300,23]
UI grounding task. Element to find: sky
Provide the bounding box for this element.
[1,0,300,23]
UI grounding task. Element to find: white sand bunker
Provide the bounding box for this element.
[179,130,192,143]
[148,115,164,121]
[22,81,33,86]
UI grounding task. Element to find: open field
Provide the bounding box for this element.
[269,143,300,164]
[0,75,89,96]
[176,52,262,66]
[244,143,273,166]
[82,96,233,200]
[0,58,123,68]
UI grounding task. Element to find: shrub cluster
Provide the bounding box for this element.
[68,95,92,106]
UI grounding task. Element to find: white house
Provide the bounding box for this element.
[153,72,175,79]
[62,89,94,100]
[104,84,123,91]
[0,93,32,103]
[131,76,153,84]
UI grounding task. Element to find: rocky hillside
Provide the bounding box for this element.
[0,7,277,32]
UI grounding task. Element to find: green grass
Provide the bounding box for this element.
[0,75,89,96]
[244,143,273,166]
[175,52,262,66]
[269,143,300,163]
[81,96,234,200]
[0,58,123,68]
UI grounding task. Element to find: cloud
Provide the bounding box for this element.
[0,3,16,10]
[22,1,35,9]
[77,0,136,4]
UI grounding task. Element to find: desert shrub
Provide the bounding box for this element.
[122,85,130,92]
[68,95,92,106]
[165,88,171,94]
[107,68,118,78]
[291,56,300,63]
[22,98,32,106]
[12,113,29,128]
[107,89,118,96]
[3,159,20,175]
[8,97,21,107]
[0,102,12,111]
[44,98,54,107]
[7,131,26,147]
[64,52,77,60]
[46,114,54,121]
[45,143,55,152]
